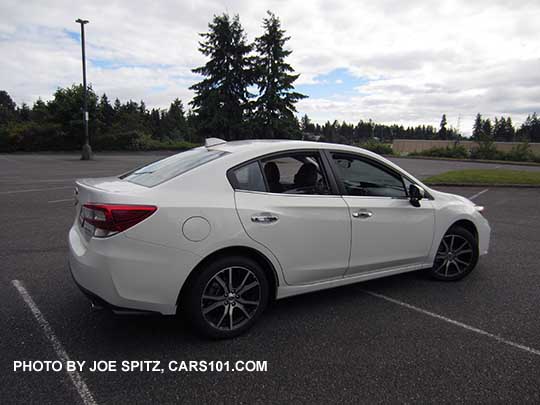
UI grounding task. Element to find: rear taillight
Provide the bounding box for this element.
[81,203,157,237]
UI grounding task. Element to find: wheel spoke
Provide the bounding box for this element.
[236,303,250,318]
[456,249,472,256]
[228,268,234,292]
[214,274,228,293]
[450,262,462,274]
[216,306,228,328]
[203,301,225,315]
[455,257,469,266]
[444,260,450,276]
[442,238,450,252]
[434,260,447,274]
[202,294,223,301]
[455,240,467,252]
[238,298,258,306]
[237,271,250,293]
[450,235,455,250]
[229,305,234,330]
[239,281,258,295]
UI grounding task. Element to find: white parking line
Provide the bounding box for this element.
[362,289,540,357]
[0,186,72,195]
[11,280,97,405]
[468,188,489,201]
[48,198,73,204]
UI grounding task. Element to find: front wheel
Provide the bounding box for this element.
[184,256,269,339]
[428,226,479,281]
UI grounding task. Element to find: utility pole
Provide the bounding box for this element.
[76,18,92,160]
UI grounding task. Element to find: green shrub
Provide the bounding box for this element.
[407,141,540,163]
[359,140,393,155]
[0,121,67,152]
[470,142,502,160]
[411,145,469,159]
[504,142,535,162]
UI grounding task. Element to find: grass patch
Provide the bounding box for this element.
[424,169,540,185]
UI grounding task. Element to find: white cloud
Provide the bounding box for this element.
[0,0,539,134]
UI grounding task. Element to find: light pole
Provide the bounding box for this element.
[76,18,92,160]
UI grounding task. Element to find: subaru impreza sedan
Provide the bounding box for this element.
[69,138,490,338]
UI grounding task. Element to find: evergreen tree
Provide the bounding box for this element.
[517,113,540,142]
[162,98,187,140]
[438,114,448,139]
[190,13,253,140]
[0,90,17,124]
[300,114,315,133]
[472,113,483,140]
[482,118,492,139]
[148,108,162,140]
[18,103,31,121]
[505,117,515,142]
[252,11,306,139]
[98,94,115,127]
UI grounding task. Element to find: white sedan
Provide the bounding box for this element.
[69,139,490,338]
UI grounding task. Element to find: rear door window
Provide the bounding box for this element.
[260,152,331,195]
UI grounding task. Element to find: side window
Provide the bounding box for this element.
[331,153,406,198]
[229,161,266,192]
[261,152,330,195]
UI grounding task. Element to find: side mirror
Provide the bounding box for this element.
[409,184,425,207]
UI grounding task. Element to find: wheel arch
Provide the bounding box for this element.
[177,245,279,309]
[449,219,478,241]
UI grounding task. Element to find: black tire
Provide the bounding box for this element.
[183,256,269,339]
[428,226,479,281]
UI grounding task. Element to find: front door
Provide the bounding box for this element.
[328,151,435,275]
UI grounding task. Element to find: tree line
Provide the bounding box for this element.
[0,11,539,152]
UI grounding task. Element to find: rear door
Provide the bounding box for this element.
[327,151,435,275]
[231,151,351,285]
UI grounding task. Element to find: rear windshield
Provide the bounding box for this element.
[122,147,228,187]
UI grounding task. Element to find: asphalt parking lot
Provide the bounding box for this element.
[1,152,539,404]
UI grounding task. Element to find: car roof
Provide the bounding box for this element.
[209,139,374,157]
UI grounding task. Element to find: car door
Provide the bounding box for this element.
[230,151,351,285]
[327,151,435,276]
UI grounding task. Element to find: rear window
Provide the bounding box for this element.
[122,147,228,187]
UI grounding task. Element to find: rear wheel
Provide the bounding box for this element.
[428,226,479,281]
[184,256,269,339]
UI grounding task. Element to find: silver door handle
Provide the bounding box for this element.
[251,214,279,223]
[352,210,373,219]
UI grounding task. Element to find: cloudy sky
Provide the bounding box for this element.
[1,0,539,135]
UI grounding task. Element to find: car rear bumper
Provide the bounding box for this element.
[68,225,201,315]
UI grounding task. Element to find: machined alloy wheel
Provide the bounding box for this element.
[201,266,261,331]
[429,227,478,281]
[184,256,269,339]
